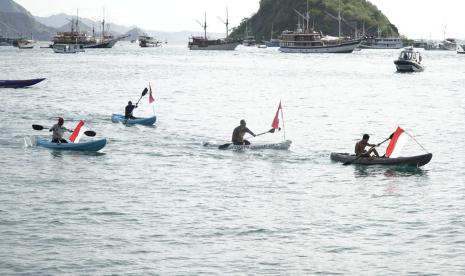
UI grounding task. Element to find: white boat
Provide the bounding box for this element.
[139,34,161,48]
[359,37,403,49]
[53,44,85,53]
[394,47,424,72]
[203,140,292,150]
[16,39,36,49]
[457,44,465,54]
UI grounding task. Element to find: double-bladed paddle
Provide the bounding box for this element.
[135,87,149,106]
[218,128,277,150]
[32,124,96,137]
[342,133,394,166]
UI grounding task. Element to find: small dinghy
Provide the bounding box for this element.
[204,140,292,150]
[330,152,432,167]
[0,78,46,88]
[111,114,157,126]
[394,47,424,72]
[36,138,107,152]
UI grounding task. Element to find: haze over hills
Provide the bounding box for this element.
[231,0,399,40]
[0,0,55,39]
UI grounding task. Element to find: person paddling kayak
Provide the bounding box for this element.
[49,117,71,143]
[125,101,138,119]
[232,120,256,145]
[355,134,380,158]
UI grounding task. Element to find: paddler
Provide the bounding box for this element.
[125,101,138,119]
[49,117,71,143]
[232,119,256,145]
[355,134,380,158]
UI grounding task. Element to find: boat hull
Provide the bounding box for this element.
[204,140,292,150]
[279,40,361,53]
[0,78,46,88]
[330,152,432,167]
[189,41,241,51]
[394,60,424,72]
[36,138,107,152]
[111,114,157,126]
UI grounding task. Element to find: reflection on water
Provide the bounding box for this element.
[353,165,429,178]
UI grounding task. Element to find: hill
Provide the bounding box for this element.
[230,0,399,40]
[0,0,55,40]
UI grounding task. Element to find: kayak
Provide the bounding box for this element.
[204,140,292,150]
[330,152,432,167]
[0,78,46,88]
[36,138,107,152]
[111,114,157,126]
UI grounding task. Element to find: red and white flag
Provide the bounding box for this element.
[271,101,282,129]
[69,121,85,143]
[385,127,408,158]
[148,83,155,104]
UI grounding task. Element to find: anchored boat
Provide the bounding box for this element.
[188,10,241,51]
[394,47,424,72]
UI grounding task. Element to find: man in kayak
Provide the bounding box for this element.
[232,120,256,145]
[125,101,138,119]
[49,117,71,143]
[355,134,380,158]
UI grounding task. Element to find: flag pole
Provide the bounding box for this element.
[405,131,428,153]
[281,101,286,141]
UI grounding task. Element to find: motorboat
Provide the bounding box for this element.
[394,47,424,72]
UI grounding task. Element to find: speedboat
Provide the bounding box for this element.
[394,47,424,72]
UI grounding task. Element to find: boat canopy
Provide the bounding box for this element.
[399,48,422,63]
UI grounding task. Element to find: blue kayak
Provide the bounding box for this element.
[0,78,46,88]
[111,114,157,126]
[36,138,107,152]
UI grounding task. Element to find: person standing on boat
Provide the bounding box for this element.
[125,101,138,119]
[49,117,71,143]
[232,120,256,145]
[355,134,380,158]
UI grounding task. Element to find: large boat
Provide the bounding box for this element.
[278,4,360,53]
[359,37,403,49]
[139,34,161,48]
[51,15,126,49]
[394,47,424,72]
[242,19,256,46]
[279,29,360,53]
[188,11,241,51]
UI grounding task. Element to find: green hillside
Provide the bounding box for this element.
[230,0,399,40]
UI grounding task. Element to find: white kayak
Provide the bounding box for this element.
[203,140,292,150]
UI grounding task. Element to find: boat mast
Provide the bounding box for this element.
[217,8,229,40]
[195,13,207,40]
[338,0,342,38]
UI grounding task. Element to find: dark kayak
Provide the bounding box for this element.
[330,152,432,167]
[0,78,46,88]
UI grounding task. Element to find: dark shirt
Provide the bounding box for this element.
[125,104,136,118]
[232,126,255,143]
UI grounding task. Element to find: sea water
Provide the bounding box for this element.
[1,43,465,274]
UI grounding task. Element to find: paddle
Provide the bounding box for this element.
[218,128,276,150]
[135,87,149,106]
[343,133,394,166]
[32,124,96,137]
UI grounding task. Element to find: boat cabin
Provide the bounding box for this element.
[280,29,324,48]
[399,48,422,63]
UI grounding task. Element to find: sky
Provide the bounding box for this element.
[14,0,465,39]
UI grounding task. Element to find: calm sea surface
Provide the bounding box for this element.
[1,42,465,275]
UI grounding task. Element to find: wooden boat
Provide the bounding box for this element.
[330,152,432,167]
[0,78,46,88]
